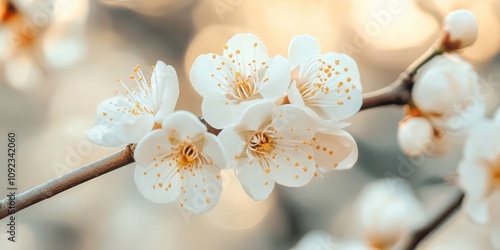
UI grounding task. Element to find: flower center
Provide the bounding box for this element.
[248,132,274,156]
[489,155,500,189]
[117,64,157,117]
[228,72,256,101]
[1,0,18,23]
[170,138,210,170]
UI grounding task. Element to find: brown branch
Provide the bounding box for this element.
[404,190,465,250]
[0,145,135,220]
[360,73,414,111]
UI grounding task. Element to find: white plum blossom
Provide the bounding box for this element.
[355,179,425,249]
[190,33,290,129]
[458,109,500,224]
[218,102,317,200]
[397,116,448,157]
[87,61,179,147]
[287,35,362,122]
[412,54,484,132]
[442,9,479,51]
[134,111,227,213]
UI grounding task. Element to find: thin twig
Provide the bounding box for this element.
[404,190,465,250]
[0,145,135,220]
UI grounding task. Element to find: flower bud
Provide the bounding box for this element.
[412,54,483,131]
[398,117,435,157]
[442,9,479,51]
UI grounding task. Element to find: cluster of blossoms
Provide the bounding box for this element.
[397,10,483,157]
[88,34,362,212]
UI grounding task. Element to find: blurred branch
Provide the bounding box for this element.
[0,145,135,220]
[404,190,465,250]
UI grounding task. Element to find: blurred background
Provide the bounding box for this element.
[0,0,499,249]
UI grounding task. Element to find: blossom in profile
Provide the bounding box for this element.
[134,111,227,213]
[190,33,290,129]
[287,35,362,122]
[87,61,179,147]
[458,109,500,224]
[218,102,316,200]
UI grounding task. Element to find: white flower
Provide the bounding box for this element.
[397,116,448,157]
[190,33,290,129]
[134,111,227,213]
[355,179,425,249]
[87,61,179,147]
[412,54,484,132]
[442,9,479,51]
[218,102,316,200]
[287,35,362,122]
[458,110,500,224]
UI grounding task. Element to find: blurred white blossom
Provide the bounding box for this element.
[399,54,484,157]
[134,111,227,213]
[355,179,425,249]
[442,9,479,51]
[87,61,179,147]
[458,109,500,225]
[190,33,290,129]
[397,116,448,157]
[218,102,317,200]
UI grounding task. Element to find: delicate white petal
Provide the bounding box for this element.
[152,62,180,121]
[315,53,362,120]
[190,54,230,97]
[495,108,500,124]
[162,111,207,140]
[134,129,172,166]
[463,120,500,162]
[288,35,321,71]
[88,95,155,146]
[239,102,275,130]
[313,129,358,172]
[463,195,489,224]
[134,158,181,204]
[236,160,275,200]
[179,166,222,213]
[218,124,249,168]
[287,81,306,107]
[223,33,269,64]
[86,125,124,147]
[201,96,267,129]
[202,133,227,169]
[269,144,315,187]
[292,230,336,250]
[272,105,316,140]
[258,56,291,100]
